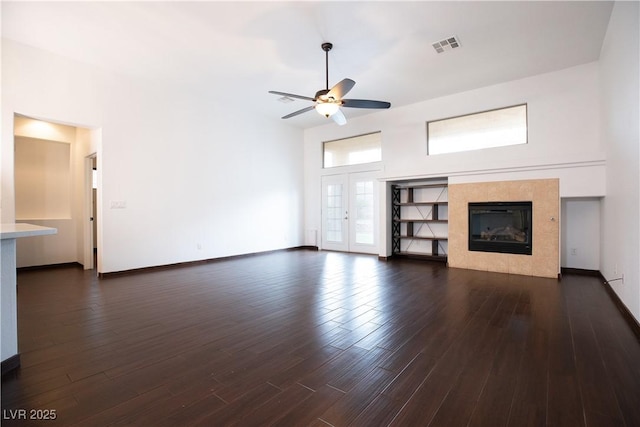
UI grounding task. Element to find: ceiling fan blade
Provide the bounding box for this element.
[269,91,315,102]
[282,105,315,119]
[342,99,391,109]
[331,108,347,126]
[327,78,355,100]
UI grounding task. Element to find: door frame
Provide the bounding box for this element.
[83,153,97,270]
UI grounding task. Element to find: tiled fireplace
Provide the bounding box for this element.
[448,179,559,278]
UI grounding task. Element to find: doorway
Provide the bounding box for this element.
[321,171,379,254]
[13,115,99,269]
[84,154,98,270]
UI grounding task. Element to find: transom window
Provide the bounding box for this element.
[427,104,527,155]
[323,132,382,168]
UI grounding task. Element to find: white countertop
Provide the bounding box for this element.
[1,223,57,240]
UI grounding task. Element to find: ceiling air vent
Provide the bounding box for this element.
[278,96,295,104]
[432,36,461,54]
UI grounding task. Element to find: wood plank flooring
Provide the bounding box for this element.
[2,250,639,426]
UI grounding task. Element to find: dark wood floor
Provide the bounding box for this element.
[2,250,639,426]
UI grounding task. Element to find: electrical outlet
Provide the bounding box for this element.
[570,248,577,256]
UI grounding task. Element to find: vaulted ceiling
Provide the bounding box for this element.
[2,1,614,128]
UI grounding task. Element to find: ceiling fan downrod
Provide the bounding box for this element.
[322,42,333,91]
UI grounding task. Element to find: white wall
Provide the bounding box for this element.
[2,39,305,273]
[561,198,601,270]
[304,62,606,253]
[600,1,640,321]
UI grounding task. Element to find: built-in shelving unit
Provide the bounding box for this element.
[391,181,448,261]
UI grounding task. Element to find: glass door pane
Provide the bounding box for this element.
[326,183,343,243]
[322,176,348,252]
[354,180,375,244]
[349,174,378,254]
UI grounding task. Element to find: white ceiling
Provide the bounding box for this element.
[2,1,614,128]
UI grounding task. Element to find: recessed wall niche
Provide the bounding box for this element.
[12,115,90,269]
[15,137,71,220]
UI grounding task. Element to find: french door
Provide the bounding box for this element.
[321,172,379,254]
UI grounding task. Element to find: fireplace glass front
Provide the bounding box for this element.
[468,202,532,255]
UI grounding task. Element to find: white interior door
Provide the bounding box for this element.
[322,172,379,254]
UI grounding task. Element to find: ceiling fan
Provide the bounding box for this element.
[269,42,391,126]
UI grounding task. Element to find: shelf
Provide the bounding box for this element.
[393,184,448,190]
[395,202,448,206]
[395,235,448,241]
[391,181,448,260]
[394,252,448,262]
[393,218,448,223]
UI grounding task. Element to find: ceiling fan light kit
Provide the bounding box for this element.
[316,101,340,118]
[269,42,391,125]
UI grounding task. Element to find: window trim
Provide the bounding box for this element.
[426,103,528,156]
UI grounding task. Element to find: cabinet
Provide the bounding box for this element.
[391,182,448,261]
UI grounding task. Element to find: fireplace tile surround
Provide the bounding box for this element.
[448,178,559,278]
